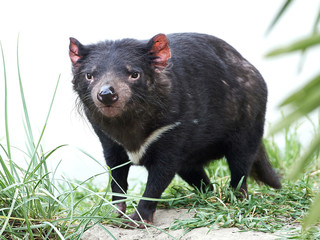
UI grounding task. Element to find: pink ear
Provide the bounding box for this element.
[149,34,171,71]
[69,37,82,64]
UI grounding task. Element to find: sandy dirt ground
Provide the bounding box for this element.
[81,209,290,240]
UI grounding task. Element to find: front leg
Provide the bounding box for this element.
[128,159,177,228]
[93,126,131,216]
[107,150,130,217]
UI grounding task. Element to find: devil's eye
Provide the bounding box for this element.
[130,72,140,80]
[86,73,93,81]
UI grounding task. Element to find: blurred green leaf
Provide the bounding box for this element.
[304,192,320,228]
[313,7,320,34]
[287,130,320,180]
[266,0,294,35]
[268,74,320,135]
[266,1,320,228]
[280,74,320,107]
[266,34,320,57]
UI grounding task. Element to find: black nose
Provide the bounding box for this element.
[97,85,119,106]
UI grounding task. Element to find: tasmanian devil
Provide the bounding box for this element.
[68,32,281,228]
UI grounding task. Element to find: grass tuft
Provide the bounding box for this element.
[0,40,117,239]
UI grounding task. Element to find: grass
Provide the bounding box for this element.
[0,42,320,239]
[0,41,117,240]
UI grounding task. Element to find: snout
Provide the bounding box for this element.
[92,81,131,118]
[97,85,119,106]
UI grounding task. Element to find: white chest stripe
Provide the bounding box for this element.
[127,122,181,165]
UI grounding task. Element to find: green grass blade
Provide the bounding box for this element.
[265,0,293,35]
[0,41,17,184]
[0,144,9,159]
[23,75,61,182]
[74,147,109,171]
[40,188,67,209]
[87,224,117,240]
[0,155,12,186]
[16,34,35,152]
[0,41,11,160]
[22,200,35,240]
[0,189,19,237]
[266,34,320,57]
[43,144,67,190]
[44,144,67,161]
[42,222,66,240]
[312,6,320,34]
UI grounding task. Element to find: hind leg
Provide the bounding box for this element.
[178,166,212,192]
[225,144,258,197]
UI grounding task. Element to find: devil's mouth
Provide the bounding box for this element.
[103,104,113,108]
[95,102,124,118]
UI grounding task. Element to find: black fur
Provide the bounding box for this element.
[69,33,281,226]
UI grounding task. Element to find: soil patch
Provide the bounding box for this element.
[81,209,286,239]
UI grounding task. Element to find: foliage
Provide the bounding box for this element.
[266,0,320,229]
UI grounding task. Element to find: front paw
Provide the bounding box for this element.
[123,211,154,229]
[114,202,127,218]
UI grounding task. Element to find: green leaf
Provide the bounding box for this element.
[268,74,320,135]
[303,192,320,228]
[280,74,320,107]
[266,0,294,35]
[288,130,320,180]
[266,34,320,57]
[268,102,319,136]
